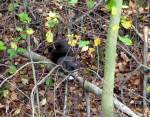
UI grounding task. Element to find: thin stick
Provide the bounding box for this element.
[30,65,60,117]
[63,80,68,117]
[19,51,142,117]
[23,0,41,115]
[143,26,149,116]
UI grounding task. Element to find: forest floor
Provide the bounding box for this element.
[0,0,150,117]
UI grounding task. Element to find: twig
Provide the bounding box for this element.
[63,80,68,117]
[30,65,60,117]
[0,61,54,87]
[19,51,142,117]
[73,0,105,24]
[90,18,101,80]
[118,43,150,70]
[143,26,149,117]
[55,76,68,89]
[0,74,30,100]
[132,25,143,41]
[72,72,141,117]
[87,68,103,80]
[23,0,41,116]
[121,86,150,103]
[0,62,30,87]
[62,8,71,117]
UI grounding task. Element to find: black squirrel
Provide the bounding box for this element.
[48,39,79,71]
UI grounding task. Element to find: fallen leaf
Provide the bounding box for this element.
[40,98,47,106]
[11,92,18,100]
[81,46,89,52]
[0,103,4,108]
[46,30,54,43]
[11,42,17,49]
[94,37,101,46]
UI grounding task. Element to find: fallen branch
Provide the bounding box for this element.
[72,73,141,117]
[20,51,142,117]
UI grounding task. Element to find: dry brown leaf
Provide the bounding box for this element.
[117,62,125,72]
[129,0,137,10]
[132,78,140,86]
[46,90,54,104]
[0,13,2,19]
[11,92,18,101]
[0,103,5,109]
[120,52,129,62]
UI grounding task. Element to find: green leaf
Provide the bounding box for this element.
[20,33,27,39]
[7,64,17,75]
[7,48,17,58]
[118,35,133,46]
[67,0,78,6]
[18,12,31,24]
[15,37,22,42]
[87,0,95,9]
[17,47,26,53]
[46,78,54,87]
[0,88,9,99]
[45,18,59,28]
[8,2,19,12]
[45,11,59,28]
[79,40,90,48]
[0,41,6,51]
[106,0,116,12]
[16,27,23,32]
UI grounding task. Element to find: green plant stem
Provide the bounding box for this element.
[101,0,123,116]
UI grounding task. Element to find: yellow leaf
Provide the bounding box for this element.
[94,37,101,46]
[111,6,117,16]
[121,18,132,29]
[67,34,74,40]
[88,47,95,55]
[82,27,87,33]
[46,30,54,43]
[26,28,34,35]
[68,39,78,46]
[74,35,81,40]
[11,42,17,49]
